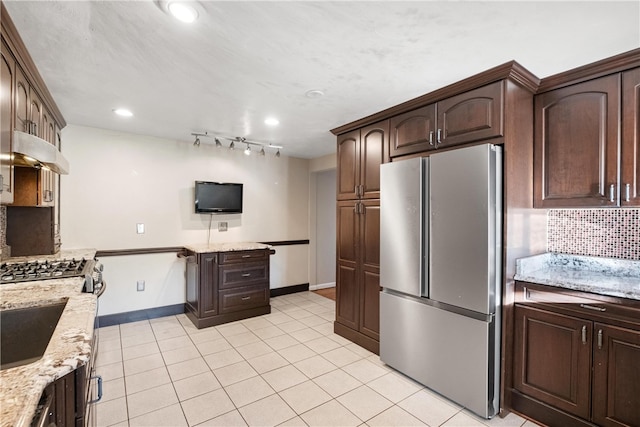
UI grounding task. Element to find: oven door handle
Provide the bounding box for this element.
[96,280,107,297]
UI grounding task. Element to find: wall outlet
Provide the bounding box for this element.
[218,222,228,232]
[136,223,145,234]
[137,280,145,291]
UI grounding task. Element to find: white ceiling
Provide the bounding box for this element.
[4,1,640,159]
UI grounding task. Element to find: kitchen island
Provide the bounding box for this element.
[183,242,273,328]
[0,249,97,427]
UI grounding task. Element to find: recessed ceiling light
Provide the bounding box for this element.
[305,89,325,99]
[264,117,280,126]
[113,108,133,117]
[168,2,198,23]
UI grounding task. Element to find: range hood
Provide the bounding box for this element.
[12,130,69,174]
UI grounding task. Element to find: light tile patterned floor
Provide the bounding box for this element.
[95,291,539,427]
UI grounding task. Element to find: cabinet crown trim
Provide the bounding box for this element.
[331,60,539,135]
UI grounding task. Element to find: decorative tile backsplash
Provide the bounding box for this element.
[548,209,640,260]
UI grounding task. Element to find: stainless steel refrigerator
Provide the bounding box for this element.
[379,143,502,419]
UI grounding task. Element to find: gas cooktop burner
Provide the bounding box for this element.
[0,258,89,284]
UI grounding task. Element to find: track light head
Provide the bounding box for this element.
[193,136,200,146]
[260,147,266,156]
[215,138,222,148]
[229,141,235,150]
[276,149,281,158]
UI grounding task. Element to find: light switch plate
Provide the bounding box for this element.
[218,222,228,232]
[136,223,145,234]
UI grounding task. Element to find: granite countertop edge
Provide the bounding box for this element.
[514,253,640,301]
[0,249,97,427]
[184,242,273,253]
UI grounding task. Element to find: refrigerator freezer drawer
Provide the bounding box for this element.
[380,291,499,419]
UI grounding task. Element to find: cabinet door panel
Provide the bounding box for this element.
[359,201,380,339]
[0,40,14,203]
[15,66,29,133]
[360,121,387,199]
[199,254,218,317]
[534,74,620,207]
[622,68,640,206]
[514,305,592,419]
[336,263,358,329]
[359,270,379,340]
[592,323,640,427]
[389,104,436,157]
[438,81,504,147]
[337,201,357,263]
[337,130,360,200]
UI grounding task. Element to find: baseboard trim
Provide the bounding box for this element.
[309,282,336,291]
[270,283,309,297]
[98,303,186,327]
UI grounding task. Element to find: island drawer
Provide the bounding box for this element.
[219,285,269,314]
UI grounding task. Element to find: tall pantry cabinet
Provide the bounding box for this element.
[334,121,388,353]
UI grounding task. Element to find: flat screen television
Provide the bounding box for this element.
[194,181,243,214]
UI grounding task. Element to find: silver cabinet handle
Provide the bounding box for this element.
[241,296,251,301]
[241,255,251,258]
[580,304,606,312]
[597,329,603,350]
[609,184,615,203]
[581,325,587,344]
[436,129,442,146]
[88,375,103,404]
[625,183,631,202]
[429,131,435,146]
[242,273,251,277]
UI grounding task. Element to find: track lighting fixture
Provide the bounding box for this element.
[189,132,282,157]
[191,132,207,146]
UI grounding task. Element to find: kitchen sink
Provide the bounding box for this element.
[1,301,67,370]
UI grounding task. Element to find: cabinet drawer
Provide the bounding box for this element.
[219,262,268,289]
[219,250,268,264]
[516,282,640,327]
[219,285,269,314]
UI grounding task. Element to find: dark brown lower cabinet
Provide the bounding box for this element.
[514,305,592,420]
[592,324,640,427]
[511,282,640,427]
[185,249,271,329]
[335,199,380,354]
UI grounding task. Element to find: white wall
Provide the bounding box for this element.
[314,169,336,288]
[60,125,310,315]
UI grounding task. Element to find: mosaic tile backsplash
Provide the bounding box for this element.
[548,209,640,260]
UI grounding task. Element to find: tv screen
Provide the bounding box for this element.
[195,181,243,214]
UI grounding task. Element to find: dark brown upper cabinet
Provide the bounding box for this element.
[534,66,640,208]
[622,68,640,206]
[337,120,388,201]
[389,81,504,157]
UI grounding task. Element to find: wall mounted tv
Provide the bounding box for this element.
[194,181,243,214]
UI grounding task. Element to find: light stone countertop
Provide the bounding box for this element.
[0,249,97,427]
[515,253,640,301]
[184,242,272,253]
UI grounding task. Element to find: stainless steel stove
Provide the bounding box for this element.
[0,258,90,283]
[0,258,104,294]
